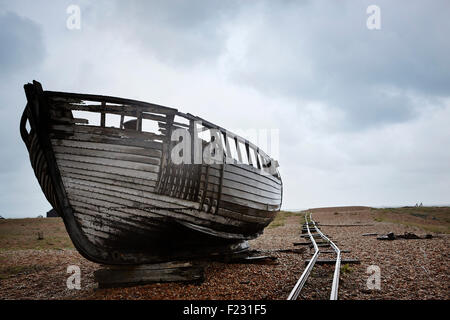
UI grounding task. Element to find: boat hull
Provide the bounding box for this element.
[20,81,282,264]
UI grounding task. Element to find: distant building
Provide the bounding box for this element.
[0,215,4,219]
[46,209,60,218]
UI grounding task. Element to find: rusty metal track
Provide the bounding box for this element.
[287,212,341,300]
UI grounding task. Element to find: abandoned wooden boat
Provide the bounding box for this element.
[20,81,282,264]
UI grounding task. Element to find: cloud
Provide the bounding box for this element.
[0,9,48,217]
[221,0,450,128]
[0,0,449,217]
[104,0,241,66]
[0,11,45,75]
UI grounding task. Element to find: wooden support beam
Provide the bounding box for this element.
[319,224,374,227]
[94,261,204,288]
[300,234,329,238]
[100,101,106,127]
[311,250,351,254]
[304,259,360,266]
[120,114,124,129]
[137,111,142,132]
[235,137,243,163]
[310,243,331,248]
[293,242,311,246]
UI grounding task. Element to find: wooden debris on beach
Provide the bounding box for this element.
[377,232,433,240]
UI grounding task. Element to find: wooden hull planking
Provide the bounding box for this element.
[20,81,283,264]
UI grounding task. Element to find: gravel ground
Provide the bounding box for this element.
[308,207,450,300]
[0,207,448,300]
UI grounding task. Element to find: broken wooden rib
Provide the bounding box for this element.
[20,80,282,265]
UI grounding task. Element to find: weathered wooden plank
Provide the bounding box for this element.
[50,132,163,150]
[206,165,281,191]
[202,182,281,206]
[59,165,157,188]
[82,231,107,247]
[142,112,167,123]
[68,194,165,220]
[53,145,161,166]
[49,97,177,116]
[222,185,281,204]
[71,195,247,241]
[49,116,89,124]
[62,170,156,193]
[223,164,281,186]
[63,176,200,209]
[51,139,162,158]
[55,153,160,173]
[200,172,281,198]
[204,178,281,202]
[219,199,279,217]
[76,212,123,237]
[77,222,114,240]
[203,166,281,192]
[217,208,271,225]
[64,185,244,228]
[94,262,204,288]
[73,206,163,237]
[51,123,164,141]
[220,194,280,211]
[57,159,159,181]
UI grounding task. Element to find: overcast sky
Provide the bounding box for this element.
[1,0,449,218]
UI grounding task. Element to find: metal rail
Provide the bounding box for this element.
[287,212,320,300]
[311,215,341,300]
[287,212,341,300]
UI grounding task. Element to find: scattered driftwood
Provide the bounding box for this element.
[377,232,433,241]
[377,232,396,240]
[94,261,204,288]
[362,233,378,236]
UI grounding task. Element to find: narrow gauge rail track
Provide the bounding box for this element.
[287,212,341,300]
